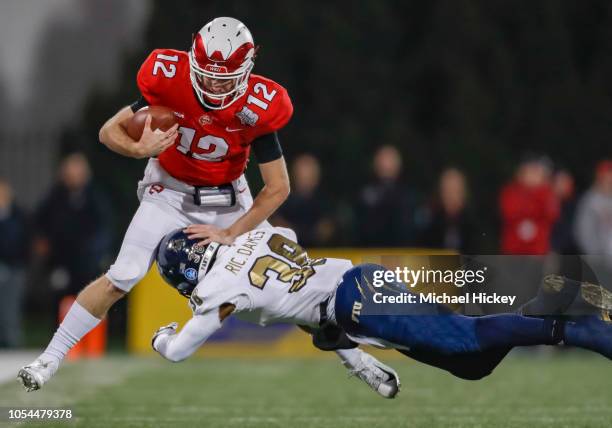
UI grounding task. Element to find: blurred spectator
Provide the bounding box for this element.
[0,179,29,347]
[34,153,113,296]
[420,168,476,253]
[499,155,559,255]
[273,154,335,247]
[357,145,417,246]
[574,160,612,257]
[550,169,578,254]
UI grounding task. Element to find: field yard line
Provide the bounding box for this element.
[0,351,38,384]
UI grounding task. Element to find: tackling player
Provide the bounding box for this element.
[18,16,366,392]
[148,226,612,393]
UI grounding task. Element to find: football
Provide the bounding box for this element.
[124,105,178,141]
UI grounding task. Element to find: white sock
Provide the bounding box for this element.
[40,302,101,363]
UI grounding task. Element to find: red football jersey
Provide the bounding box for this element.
[136,49,293,186]
[499,182,560,255]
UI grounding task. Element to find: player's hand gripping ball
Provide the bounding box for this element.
[125,105,179,140]
[122,105,179,158]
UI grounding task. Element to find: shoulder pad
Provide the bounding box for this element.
[240,75,293,135]
[136,49,188,104]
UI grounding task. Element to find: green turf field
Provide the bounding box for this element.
[1,352,611,428]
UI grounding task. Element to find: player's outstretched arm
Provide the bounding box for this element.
[99,106,178,159]
[186,157,290,245]
[152,312,220,362]
[152,304,234,362]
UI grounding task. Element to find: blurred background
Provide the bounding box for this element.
[0,0,611,356]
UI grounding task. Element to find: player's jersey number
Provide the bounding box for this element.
[152,53,178,78]
[149,54,229,162]
[249,234,326,293]
[246,83,277,110]
[176,127,228,162]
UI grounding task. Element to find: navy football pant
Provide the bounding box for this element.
[334,264,559,379]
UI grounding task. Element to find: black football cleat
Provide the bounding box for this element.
[519,274,612,318]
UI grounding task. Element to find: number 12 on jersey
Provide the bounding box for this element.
[176,127,229,162]
[246,83,277,110]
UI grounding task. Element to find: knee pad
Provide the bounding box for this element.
[106,260,149,293]
[106,238,158,293]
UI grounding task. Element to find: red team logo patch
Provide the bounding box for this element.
[149,184,165,195]
[199,114,212,126]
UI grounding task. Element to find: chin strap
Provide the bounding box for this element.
[197,241,221,280]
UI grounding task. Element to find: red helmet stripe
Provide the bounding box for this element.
[192,33,254,72]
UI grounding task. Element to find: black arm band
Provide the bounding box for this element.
[130,96,149,113]
[252,132,283,163]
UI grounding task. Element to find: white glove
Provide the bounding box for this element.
[151,322,178,353]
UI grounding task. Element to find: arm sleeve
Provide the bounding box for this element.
[265,87,293,132]
[252,132,283,163]
[253,85,293,137]
[154,311,222,362]
[136,50,163,105]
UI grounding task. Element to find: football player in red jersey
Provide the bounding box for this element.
[19,16,293,388]
[18,16,383,397]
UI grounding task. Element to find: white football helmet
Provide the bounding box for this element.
[189,17,255,110]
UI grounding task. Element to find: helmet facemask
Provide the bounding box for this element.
[189,17,256,110]
[189,46,254,110]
